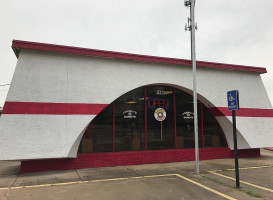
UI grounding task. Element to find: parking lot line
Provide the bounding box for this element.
[210,171,273,193]
[0,180,84,190]
[208,165,273,173]
[0,174,178,191]
[90,173,178,183]
[0,173,237,199]
[175,174,237,200]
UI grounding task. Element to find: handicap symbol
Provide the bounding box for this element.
[229,94,235,101]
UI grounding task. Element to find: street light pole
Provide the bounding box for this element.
[185,0,199,175]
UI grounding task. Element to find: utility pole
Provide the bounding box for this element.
[184,0,199,175]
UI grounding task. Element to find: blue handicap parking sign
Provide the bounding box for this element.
[227,90,239,110]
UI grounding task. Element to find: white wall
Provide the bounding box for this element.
[0,49,272,160]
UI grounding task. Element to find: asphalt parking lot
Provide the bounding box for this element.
[0,149,273,200]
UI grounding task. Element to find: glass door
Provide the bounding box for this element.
[147,86,175,150]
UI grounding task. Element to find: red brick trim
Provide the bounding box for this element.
[12,40,267,74]
[21,148,260,173]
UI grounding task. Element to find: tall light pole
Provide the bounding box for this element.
[185,0,199,175]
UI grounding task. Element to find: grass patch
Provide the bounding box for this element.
[202,176,224,185]
[233,187,262,198]
[245,190,262,198]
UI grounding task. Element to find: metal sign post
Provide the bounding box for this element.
[227,90,240,188]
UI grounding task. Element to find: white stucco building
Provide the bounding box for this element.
[0,40,272,172]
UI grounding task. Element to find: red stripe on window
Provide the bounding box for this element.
[2,101,108,115]
[208,107,273,117]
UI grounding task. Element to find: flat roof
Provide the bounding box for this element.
[12,40,267,74]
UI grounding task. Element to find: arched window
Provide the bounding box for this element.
[78,85,226,154]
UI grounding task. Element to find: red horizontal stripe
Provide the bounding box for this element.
[3,102,273,117]
[2,102,108,115]
[208,107,273,117]
[12,40,267,74]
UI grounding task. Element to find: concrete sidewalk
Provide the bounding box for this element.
[0,149,273,200]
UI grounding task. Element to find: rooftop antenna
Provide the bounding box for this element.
[184,0,199,175]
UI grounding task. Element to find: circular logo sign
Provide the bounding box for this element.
[154,108,166,121]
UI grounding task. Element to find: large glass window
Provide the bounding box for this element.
[78,85,227,154]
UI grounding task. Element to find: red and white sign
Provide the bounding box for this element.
[148,98,169,109]
[154,108,166,121]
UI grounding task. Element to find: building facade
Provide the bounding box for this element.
[0,40,272,172]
